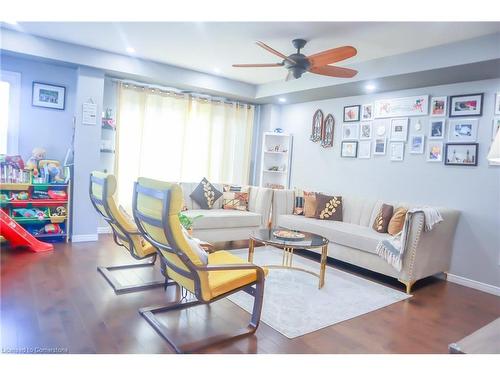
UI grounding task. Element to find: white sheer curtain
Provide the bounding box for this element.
[115,84,255,209]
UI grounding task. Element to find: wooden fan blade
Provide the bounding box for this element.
[309,65,358,78]
[256,41,296,65]
[308,46,357,67]
[232,63,284,67]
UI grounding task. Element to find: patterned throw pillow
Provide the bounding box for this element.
[303,191,318,218]
[388,207,408,236]
[222,184,249,211]
[189,178,222,209]
[314,193,343,221]
[372,203,394,233]
[293,188,304,215]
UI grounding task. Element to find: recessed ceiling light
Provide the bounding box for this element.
[278,97,287,103]
[126,47,135,54]
[365,84,376,92]
[213,68,221,74]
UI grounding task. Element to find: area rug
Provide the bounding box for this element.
[227,247,410,338]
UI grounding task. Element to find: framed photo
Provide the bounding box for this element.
[426,141,443,162]
[358,141,372,159]
[374,120,388,137]
[321,113,334,148]
[374,95,428,118]
[32,82,66,110]
[493,117,500,141]
[343,105,361,122]
[430,96,447,117]
[341,141,358,158]
[342,123,359,140]
[410,135,425,154]
[361,104,373,120]
[310,109,324,142]
[495,92,500,115]
[390,118,408,142]
[374,138,387,155]
[449,93,483,117]
[445,143,478,166]
[359,122,372,140]
[429,119,445,139]
[448,119,478,142]
[389,142,405,161]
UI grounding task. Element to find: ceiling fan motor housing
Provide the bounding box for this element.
[285,53,311,78]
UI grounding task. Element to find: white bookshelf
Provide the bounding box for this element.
[260,132,293,189]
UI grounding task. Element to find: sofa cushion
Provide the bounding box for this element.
[185,209,261,230]
[315,193,343,221]
[277,214,390,254]
[189,178,223,209]
[372,203,394,233]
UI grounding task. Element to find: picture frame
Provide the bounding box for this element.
[361,104,373,120]
[358,141,372,159]
[448,118,479,142]
[390,118,408,142]
[374,120,388,137]
[495,92,500,115]
[343,105,361,122]
[342,123,359,140]
[321,114,335,148]
[449,93,483,117]
[374,95,428,118]
[409,135,425,154]
[445,143,479,166]
[310,109,324,142]
[32,82,66,110]
[492,117,500,141]
[426,141,443,162]
[429,119,446,139]
[430,96,447,117]
[373,138,387,155]
[359,121,372,140]
[389,142,405,161]
[341,141,358,158]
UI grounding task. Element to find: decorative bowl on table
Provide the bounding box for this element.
[272,230,305,240]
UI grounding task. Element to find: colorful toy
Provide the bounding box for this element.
[40,223,63,234]
[12,208,46,220]
[0,193,11,202]
[32,189,49,199]
[0,210,53,252]
[25,147,46,177]
[48,190,67,200]
[11,191,29,200]
[5,155,25,170]
[39,160,65,183]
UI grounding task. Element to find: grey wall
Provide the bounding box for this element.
[0,54,77,162]
[275,79,500,288]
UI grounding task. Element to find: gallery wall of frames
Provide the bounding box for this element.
[310,92,500,167]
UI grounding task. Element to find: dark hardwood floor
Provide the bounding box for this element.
[1,234,499,354]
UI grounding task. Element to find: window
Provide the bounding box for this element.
[115,83,255,209]
[0,71,21,155]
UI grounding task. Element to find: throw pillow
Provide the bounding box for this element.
[315,193,343,221]
[189,178,222,209]
[293,188,304,215]
[222,184,249,211]
[388,207,408,236]
[372,203,394,233]
[303,191,318,218]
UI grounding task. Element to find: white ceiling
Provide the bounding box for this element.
[8,22,500,84]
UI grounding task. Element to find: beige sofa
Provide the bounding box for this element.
[179,182,273,243]
[272,189,460,293]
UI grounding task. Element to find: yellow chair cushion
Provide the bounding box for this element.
[207,251,268,299]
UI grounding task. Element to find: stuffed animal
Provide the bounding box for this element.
[25,147,46,177]
[39,160,64,183]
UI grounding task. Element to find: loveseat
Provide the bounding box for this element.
[272,189,460,293]
[180,182,273,243]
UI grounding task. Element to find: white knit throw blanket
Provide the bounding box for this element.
[375,207,443,271]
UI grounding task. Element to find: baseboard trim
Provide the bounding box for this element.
[72,234,99,242]
[447,273,500,296]
[97,226,112,234]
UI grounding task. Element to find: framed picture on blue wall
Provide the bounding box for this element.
[32,82,66,110]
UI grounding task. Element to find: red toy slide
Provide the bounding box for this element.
[0,210,53,252]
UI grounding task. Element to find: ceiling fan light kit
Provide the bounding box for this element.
[233,38,358,81]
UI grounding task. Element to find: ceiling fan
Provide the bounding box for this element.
[233,39,358,81]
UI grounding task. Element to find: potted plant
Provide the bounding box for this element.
[178,212,202,235]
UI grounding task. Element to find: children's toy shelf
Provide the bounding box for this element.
[0,168,71,243]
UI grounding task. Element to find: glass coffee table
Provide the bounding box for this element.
[249,228,329,289]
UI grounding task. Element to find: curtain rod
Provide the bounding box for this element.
[109,77,254,107]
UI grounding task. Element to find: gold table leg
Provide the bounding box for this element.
[318,244,327,289]
[248,238,255,263]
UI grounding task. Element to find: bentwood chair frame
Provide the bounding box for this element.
[89,173,168,294]
[132,181,265,354]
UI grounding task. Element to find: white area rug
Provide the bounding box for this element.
[227,247,410,338]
